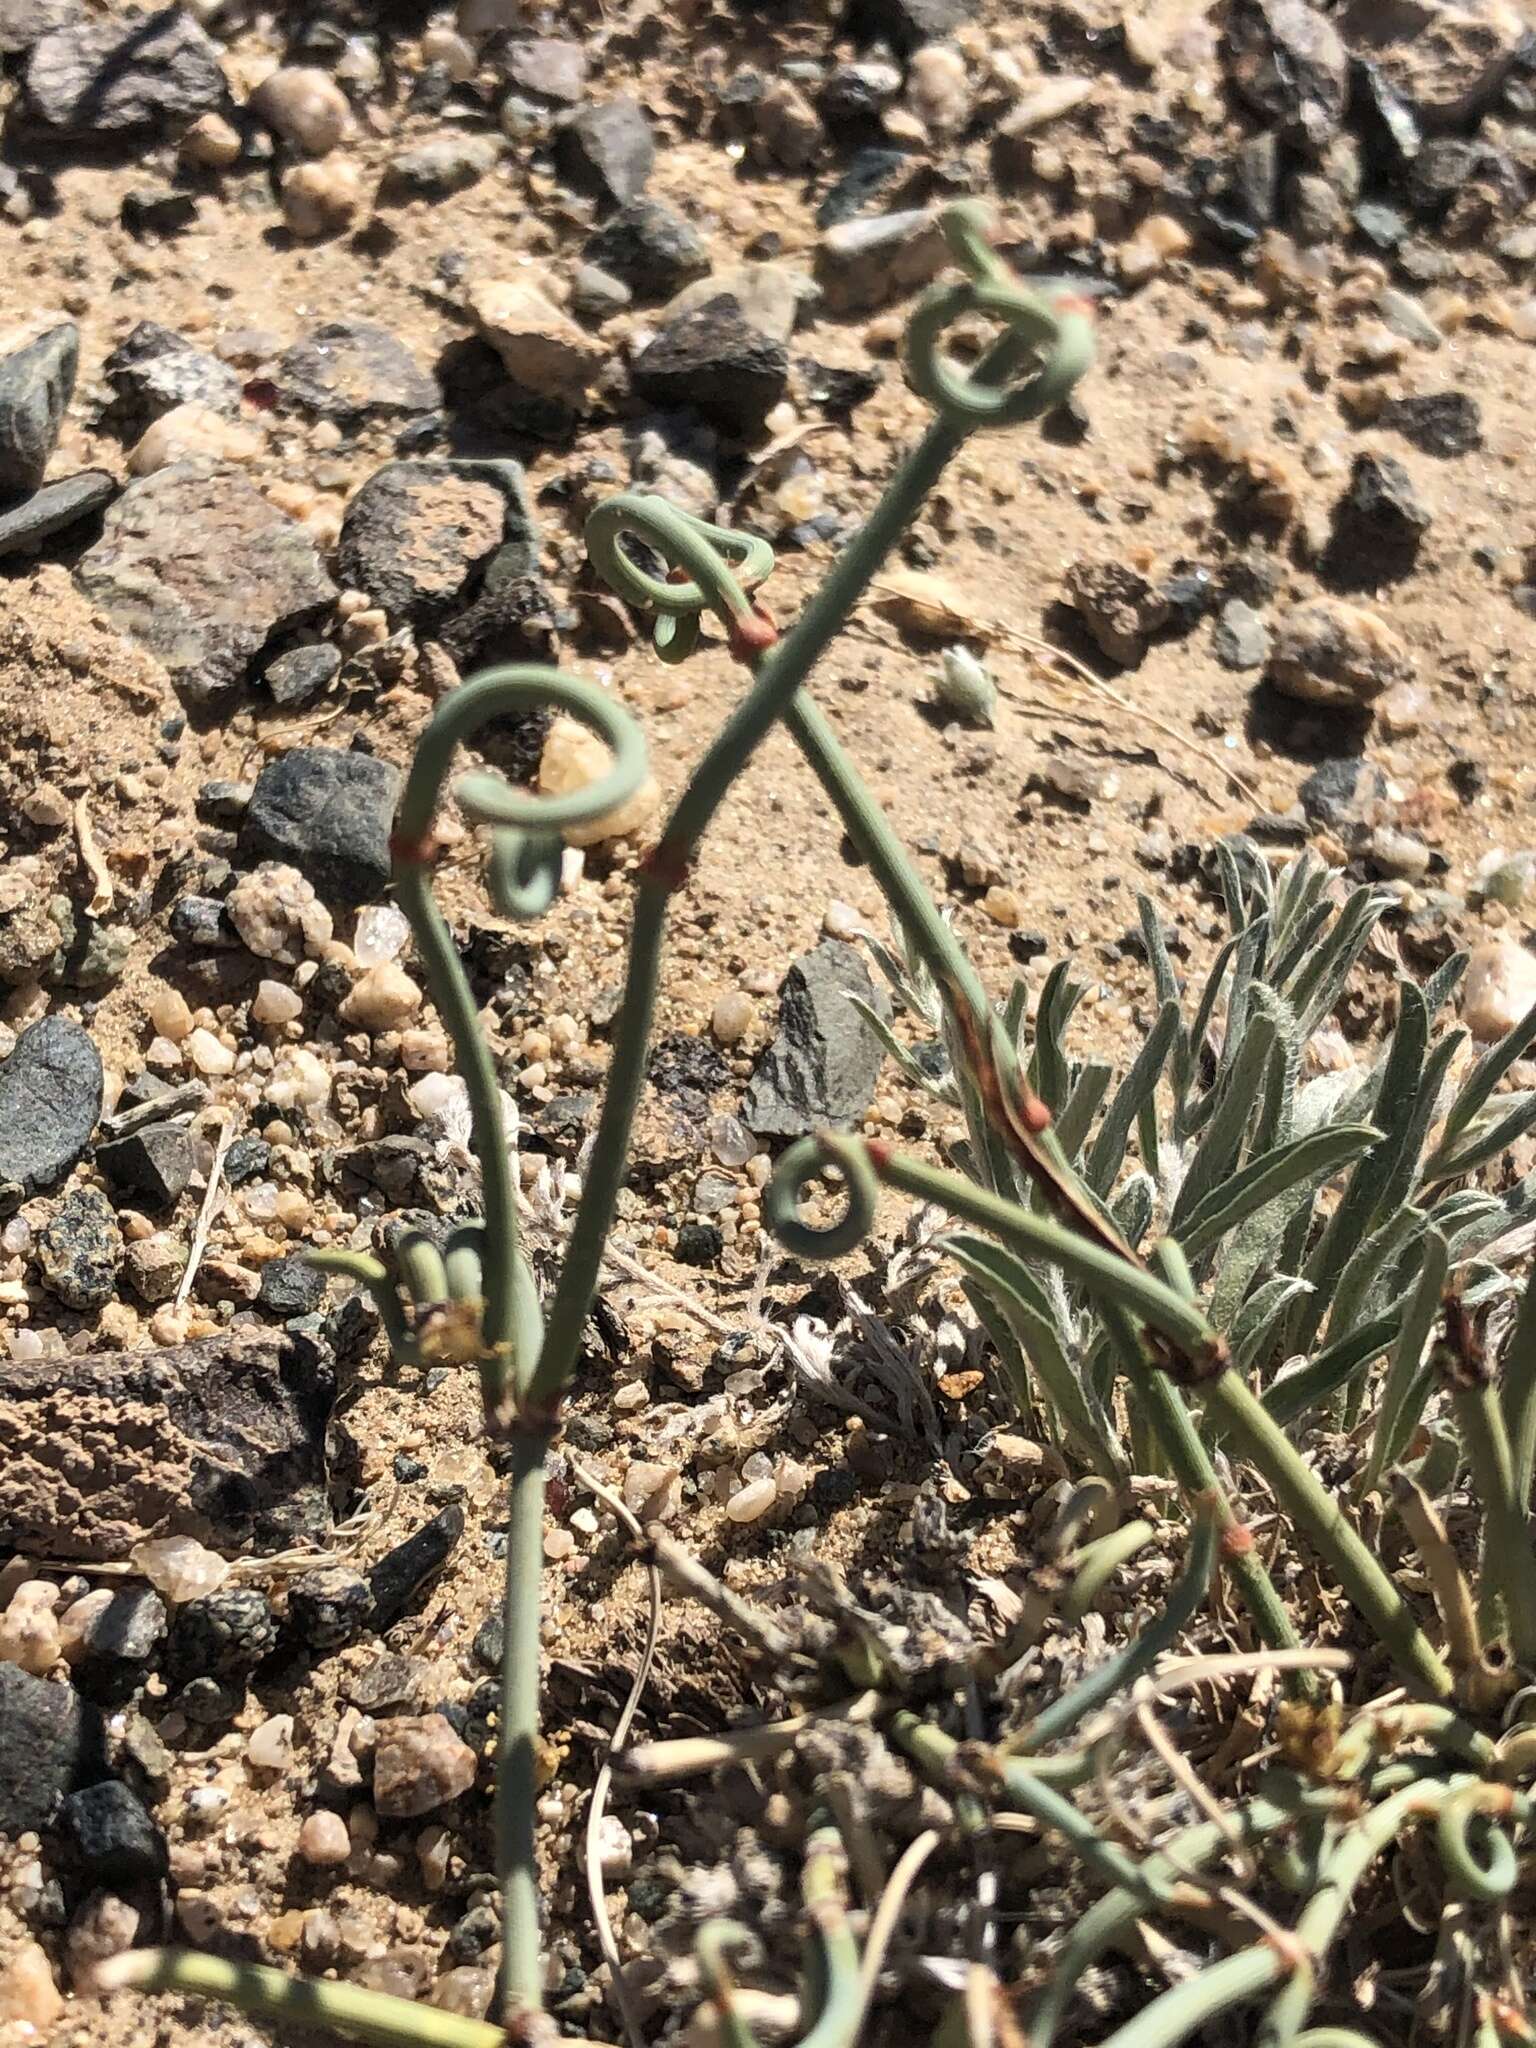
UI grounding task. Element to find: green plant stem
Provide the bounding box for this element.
[1027,1794,1296,2045]
[1062,1519,1157,1623]
[1502,1259,1536,1514]
[797,1824,864,2048]
[1011,1509,1216,1754]
[496,1428,549,2022]
[890,1713,1156,1901]
[1204,1370,1454,1700]
[1256,1779,1455,2047]
[536,313,1074,1411]
[1453,1379,1536,1664]
[91,1952,509,2048]
[390,662,647,1415]
[1096,1949,1285,2048]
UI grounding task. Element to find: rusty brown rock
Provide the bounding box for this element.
[0,1328,334,1562]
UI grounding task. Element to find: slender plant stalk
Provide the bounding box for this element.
[1204,1370,1453,1699]
[497,1428,549,2018]
[91,1952,513,2048]
[1454,1379,1536,1665]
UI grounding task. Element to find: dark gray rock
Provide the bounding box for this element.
[378,135,502,203]
[347,1653,427,1714]
[0,1326,335,1560]
[23,6,225,136]
[264,641,341,707]
[277,320,440,428]
[0,1015,103,1206]
[1384,391,1482,458]
[63,1780,168,1882]
[0,470,116,559]
[744,940,890,1139]
[1213,598,1272,671]
[102,321,242,435]
[166,1587,278,1681]
[170,894,241,949]
[505,36,588,103]
[335,459,537,628]
[37,1188,124,1310]
[632,295,789,437]
[286,1563,372,1650]
[1328,451,1431,584]
[97,1123,194,1208]
[1298,757,1388,829]
[1225,0,1348,151]
[0,323,78,495]
[242,746,400,908]
[70,1586,166,1701]
[368,1503,464,1629]
[557,97,655,206]
[583,199,711,301]
[258,1253,328,1320]
[76,460,337,704]
[815,147,912,230]
[0,1664,109,1834]
[847,0,974,55]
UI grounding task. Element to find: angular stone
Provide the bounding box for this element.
[23,8,224,136]
[816,208,949,313]
[76,461,337,704]
[0,1014,102,1206]
[583,199,711,301]
[632,295,789,436]
[0,471,115,560]
[1064,558,1171,666]
[241,747,400,908]
[368,1504,465,1629]
[336,460,536,629]
[505,36,588,103]
[96,1123,195,1208]
[264,641,341,708]
[1343,0,1529,127]
[1213,598,1271,670]
[63,1780,168,1883]
[1225,0,1349,150]
[373,1713,478,1818]
[0,1664,109,1835]
[1383,391,1482,457]
[557,97,655,206]
[0,1327,335,1561]
[277,320,440,428]
[465,277,606,401]
[744,940,891,1140]
[0,323,77,496]
[102,321,242,435]
[847,0,975,54]
[378,135,502,203]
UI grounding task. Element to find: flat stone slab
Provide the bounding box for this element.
[0,1327,335,1561]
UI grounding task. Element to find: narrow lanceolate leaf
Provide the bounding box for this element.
[1110,1171,1156,1254]
[1503,1253,1536,1516]
[1177,1125,1380,1263]
[1290,982,1429,1355]
[1421,951,1468,1024]
[1229,1276,1313,1374]
[1027,961,1083,1117]
[1286,885,1391,1035]
[1258,1315,1399,1429]
[1424,1090,1536,1186]
[1170,1011,1275,1235]
[1361,1226,1449,1494]
[1435,993,1536,1154]
[1248,986,1303,1156]
[945,1231,1128,1478]
[1086,1000,1180,1197]
[847,995,947,1096]
[1053,1061,1113,1167]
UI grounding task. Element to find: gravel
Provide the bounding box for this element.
[241,747,401,908]
[0,1015,103,1205]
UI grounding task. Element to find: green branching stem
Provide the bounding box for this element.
[549,211,1095,1414]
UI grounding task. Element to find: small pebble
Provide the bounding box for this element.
[341,961,424,1032]
[711,991,756,1044]
[186,1027,236,1077]
[131,1534,229,1603]
[298,1810,351,1867]
[1463,940,1536,1044]
[247,1713,296,1772]
[252,978,304,1026]
[251,67,353,155]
